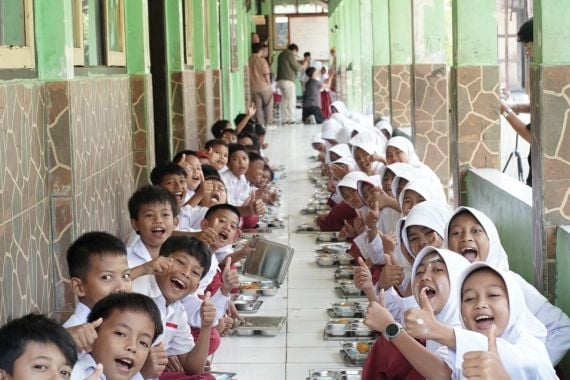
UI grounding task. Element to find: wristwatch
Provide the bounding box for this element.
[383,322,404,341]
[502,108,513,118]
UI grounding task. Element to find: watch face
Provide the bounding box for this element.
[386,323,400,337]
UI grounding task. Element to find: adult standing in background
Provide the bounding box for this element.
[249,43,273,126]
[277,43,306,124]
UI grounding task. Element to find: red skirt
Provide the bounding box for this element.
[362,336,425,380]
[321,91,332,119]
[190,326,222,356]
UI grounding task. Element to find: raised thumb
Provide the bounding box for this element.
[488,324,498,354]
[225,256,232,271]
[357,256,366,267]
[90,317,103,328]
[419,287,434,313]
[384,254,392,266]
[204,291,212,302]
[86,363,104,380]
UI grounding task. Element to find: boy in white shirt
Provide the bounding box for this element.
[221,143,252,207]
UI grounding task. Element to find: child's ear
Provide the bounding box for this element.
[130,218,139,233]
[0,369,7,380]
[173,216,179,228]
[70,277,87,298]
[200,218,209,230]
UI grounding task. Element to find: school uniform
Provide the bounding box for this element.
[177,205,208,232]
[450,263,557,379]
[445,206,570,365]
[401,200,453,256]
[62,302,91,328]
[71,352,144,380]
[132,275,194,356]
[127,235,152,269]
[221,170,251,206]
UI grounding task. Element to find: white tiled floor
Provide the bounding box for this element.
[211,124,351,379]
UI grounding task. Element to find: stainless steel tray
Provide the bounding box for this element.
[317,232,346,243]
[307,368,362,380]
[242,238,294,286]
[340,349,366,367]
[335,287,368,300]
[233,316,287,336]
[208,371,237,380]
[323,318,376,341]
[233,300,263,314]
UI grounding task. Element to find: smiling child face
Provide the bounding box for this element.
[228,150,249,177]
[90,310,155,380]
[200,209,240,251]
[447,212,490,263]
[413,252,450,314]
[407,226,442,256]
[461,268,509,338]
[131,202,177,255]
[155,251,204,304]
[159,174,187,207]
[2,342,73,380]
[207,144,229,171]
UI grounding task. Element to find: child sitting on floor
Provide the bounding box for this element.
[0,314,78,380]
[204,139,229,174]
[221,144,252,207]
[71,292,163,380]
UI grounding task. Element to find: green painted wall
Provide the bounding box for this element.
[451,0,496,66]
[413,0,446,64]
[349,0,362,112]
[191,0,207,70]
[556,226,570,373]
[164,0,184,72]
[34,0,73,80]
[533,0,570,65]
[464,169,534,282]
[125,0,150,75]
[208,0,220,69]
[371,0,390,66]
[360,0,373,113]
[388,0,413,65]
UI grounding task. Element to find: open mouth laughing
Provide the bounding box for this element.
[473,314,494,330]
[151,227,166,239]
[423,286,436,299]
[218,231,229,243]
[115,356,135,372]
[170,276,188,291]
[460,246,478,262]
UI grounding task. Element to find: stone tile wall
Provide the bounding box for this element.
[372,65,390,119]
[131,75,155,188]
[413,64,449,189]
[390,64,413,129]
[450,66,500,204]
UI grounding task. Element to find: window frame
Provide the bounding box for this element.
[72,0,85,66]
[183,0,194,67]
[102,0,126,67]
[0,0,35,69]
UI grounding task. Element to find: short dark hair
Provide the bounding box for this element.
[517,17,533,43]
[228,143,248,158]
[263,164,274,182]
[128,185,179,220]
[222,128,237,137]
[88,293,163,343]
[238,132,259,149]
[305,66,316,78]
[67,231,127,280]
[303,51,311,58]
[204,203,241,223]
[172,150,197,164]
[150,162,187,186]
[252,43,263,54]
[0,314,77,375]
[201,164,221,179]
[288,43,298,51]
[205,138,228,151]
[254,123,266,136]
[159,236,211,279]
[248,151,264,164]
[211,120,231,138]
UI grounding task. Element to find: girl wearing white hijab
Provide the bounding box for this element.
[386,136,442,186]
[333,115,362,144]
[375,118,393,140]
[348,128,388,154]
[451,263,556,379]
[363,247,471,378]
[351,141,385,175]
[402,200,452,257]
[325,143,352,165]
[398,178,447,216]
[331,156,357,177]
[320,118,342,144]
[445,206,570,365]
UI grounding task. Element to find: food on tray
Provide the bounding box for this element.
[356,341,370,354]
[244,283,260,290]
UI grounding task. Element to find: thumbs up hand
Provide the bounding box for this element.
[377,252,404,290]
[198,218,220,249]
[364,290,396,333]
[67,318,103,353]
[200,291,217,328]
[353,257,374,291]
[462,325,509,379]
[365,201,380,230]
[221,257,240,296]
[85,363,104,380]
[404,287,440,340]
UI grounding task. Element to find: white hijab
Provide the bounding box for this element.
[387,136,421,165]
[331,100,350,116]
[398,178,447,212]
[356,175,381,207]
[443,207,510,271]
[332,156,357,174]
[326,143,352,166]
[390,165,423,200]
[402,200,453,256]
[375,119,393,138]
[321,118,342,141]
[348,129,388,154]
[411,247,471,352]
[336,171,368,203]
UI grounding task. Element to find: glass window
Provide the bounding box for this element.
[72,0,85,66]
[0,0,35,68]
[103,0,125,66]
[183,0,193,66]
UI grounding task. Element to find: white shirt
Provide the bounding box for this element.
[353,231,385,265]
[132,276,195,356]
[71,353,144,380]
[127,235,152,269]
[177,205,208,232]
[221,170,252,206]
[63,302,91,328]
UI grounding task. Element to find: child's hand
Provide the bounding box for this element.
[339,220,356,239]
[200,291,216,328]
[365,202,380,230]
[378,254,404,289]
[380,232,397,256]
[67,318,103,352]
[248,103,256,116]
[364,289,395,332]
[140,342,168,378]
[198,178,213,197]
[462,325,509,380]
[404,287,441,340]
[221,257,240,295]
[354,257,374,291]
[198,218,220,249]
[227,300,242,321]
[85,363,104,380]
[353,217,365,235]
[245,191,265,216]
[217,314,234,336]
[330,163,348,180]
[145,256,174,276]
[372,152,387,165]
[165,355,185,373]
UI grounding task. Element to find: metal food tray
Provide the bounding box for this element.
[335,287,368,300]
[296,224,321,233]
[234,300,263,314]
[306,368,362,380]
[207,371,237,380]
[326,307,365,319]
[316,254,354,268]
[317,233,346,244]
[323,319,376,341]
[340,349,366,367]
[239,281,278,296]
[334,266,355,280]
[233,316,286,335]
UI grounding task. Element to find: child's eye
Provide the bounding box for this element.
[33,364,48,371]
[416,270,425,276]
[462,297,474,303]
[101,275,112,281]
[114,331,127,337]
[60,369,72,379]
[123,273,131,280]
[139,340,150,348]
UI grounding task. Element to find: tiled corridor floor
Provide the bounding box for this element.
[212,124,352,379]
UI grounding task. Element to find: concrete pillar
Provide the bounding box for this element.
[531,0,570,294]
[412,0,449,188]
[371,0,391,119]
[388,0,413,129]
[450,0,500,204]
